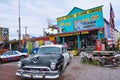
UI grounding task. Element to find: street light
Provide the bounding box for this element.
[18,0,21,51]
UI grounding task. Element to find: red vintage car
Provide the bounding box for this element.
[0,50,28,64]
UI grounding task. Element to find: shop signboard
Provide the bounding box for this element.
[57,6,104,32]
[50,37,55,41]
[81,31,89,34]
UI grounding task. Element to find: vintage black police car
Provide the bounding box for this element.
[16,44,70,79]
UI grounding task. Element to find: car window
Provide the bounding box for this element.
[3,52,9,56]
[3,51,14,56]
[62,47,64,53]
[8,51,14,55]
[64,47,67,52]
[38,47,60,54]
[14,51,19,55]
[62,47,67,53]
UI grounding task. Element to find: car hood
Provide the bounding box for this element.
[21,53,63,67]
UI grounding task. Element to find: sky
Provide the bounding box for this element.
[0,0,120,40]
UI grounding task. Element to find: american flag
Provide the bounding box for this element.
[110,3,115,29]
[105,3,115,46]
[109,3,115,46]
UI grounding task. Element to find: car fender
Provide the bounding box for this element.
[62,52,70,69]
[61,54,67,69]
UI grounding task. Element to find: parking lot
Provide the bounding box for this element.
[0,56,120,80]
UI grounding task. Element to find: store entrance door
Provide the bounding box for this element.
[64,36,78,51]
[81,34,87,50]
[81,33,97,51]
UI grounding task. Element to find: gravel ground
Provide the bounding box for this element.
[61,56,120,80]
[0,57,120,80]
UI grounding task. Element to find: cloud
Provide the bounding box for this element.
[0,0,120,40]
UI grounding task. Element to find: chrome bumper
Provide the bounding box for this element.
[16,69,60,79]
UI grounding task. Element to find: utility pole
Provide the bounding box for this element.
[25,26,27,35]
[18,0,21,51]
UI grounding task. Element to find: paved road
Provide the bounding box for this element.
[0,57,120,80]
[0,62,18,80]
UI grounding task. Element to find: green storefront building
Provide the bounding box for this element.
[56,5,105,51]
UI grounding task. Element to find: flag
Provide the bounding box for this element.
[110,3,115,29]
[109,3,115,46]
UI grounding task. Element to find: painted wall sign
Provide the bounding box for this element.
[57,7,102,21]
[74,32,80,35]
[57,6,104,32]
[74,19,96,30]
[59,34,73,37]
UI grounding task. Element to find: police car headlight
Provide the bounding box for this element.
[50,62,56,70]
[18,61,22,68]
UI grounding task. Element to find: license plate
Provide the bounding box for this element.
[31,70,39,72]
[29,73,43,77]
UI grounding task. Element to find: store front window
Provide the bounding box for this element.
[81,31,97,51]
